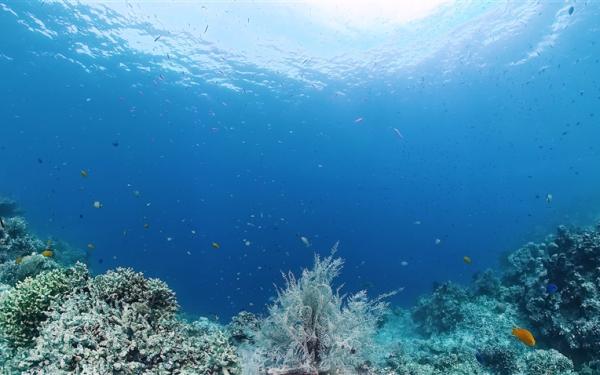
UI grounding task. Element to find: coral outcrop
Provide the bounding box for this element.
[501,225,600,367]
[9,267,240,374]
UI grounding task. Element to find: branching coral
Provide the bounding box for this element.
[16,268,239,375]
[254,244,392,374]
[0,264,87,347]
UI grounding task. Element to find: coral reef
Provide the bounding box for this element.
[3,206,600,374]
[0,216,86,285]
[0,252,59,286]
[0,196,20,217]
[6,267,239,375]
[501,224,600,366]
[0,217,45,264]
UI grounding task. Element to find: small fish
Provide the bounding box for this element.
[37,157,43,164]
[87,243,95,250]
[463,256,472,265]
[204,24,209,33]
[41,250,53,257]
[546,193,553,204]
[568,6,574,15]
[112,141,119,147]
[435,238,442,245]
[512,327,536,347]
[0,217,5,230]
[400,261,408,266]
[143,223,150,229]
[393,128,404,139]
[93,201,103,209]
[80,169,88,178]
[354,117,363,123]
[299,236,311,247]
[475,351,486,365]
[133,190,141,197]
[154,35,161,42]
[15,257,23,265]
[546,283,559,294]
[211,242,220,249]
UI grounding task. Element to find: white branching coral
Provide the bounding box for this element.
[254,243,392,374]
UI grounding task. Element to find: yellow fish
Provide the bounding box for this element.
[463,256,472,264]
[80,169,89,178]
[41,250,53,257]
[211,242,221,249]
[512,328,536,347]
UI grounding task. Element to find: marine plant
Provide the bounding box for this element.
[253,244,392,374]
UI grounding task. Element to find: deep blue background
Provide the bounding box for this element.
[1,1,599,320]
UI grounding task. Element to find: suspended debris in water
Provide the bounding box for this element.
[154,35,161,42]
[435,238,441,245]
[546,193,553,204]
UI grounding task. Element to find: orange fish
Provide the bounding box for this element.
[41,250,53,257]
[512,328,536,346]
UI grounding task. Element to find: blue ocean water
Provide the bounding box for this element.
[0,0,599,321]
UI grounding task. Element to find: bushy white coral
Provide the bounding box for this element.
[253,243,392,374]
